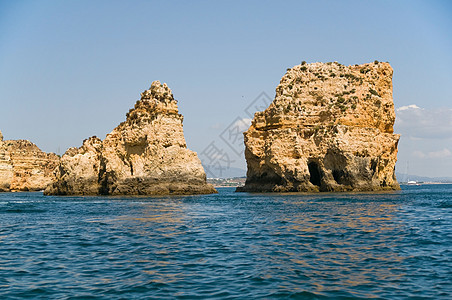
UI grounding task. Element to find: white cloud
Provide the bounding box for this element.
[232,118,252,132]
[412,150,425,158]
[395,104,452,139]
[210,122,223,130]
[427,148,451,159]
[413,148,452,159]
[397,104,421,111]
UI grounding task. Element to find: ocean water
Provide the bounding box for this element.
[0,185,451,299]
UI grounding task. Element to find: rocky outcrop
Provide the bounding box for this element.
[237,61,400,193]
[0,131,60,192]
[45,81,216,196]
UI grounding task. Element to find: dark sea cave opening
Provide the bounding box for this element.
[308,161,322,187]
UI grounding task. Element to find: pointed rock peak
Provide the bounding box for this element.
[140,80,175,103]
[126,81,179,123]
[0,130,3,141]
[82,136,102,150]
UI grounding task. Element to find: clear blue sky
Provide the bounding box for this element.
[1,0,451,177]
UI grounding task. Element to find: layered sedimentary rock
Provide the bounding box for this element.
[45,81,216,196]
[0,131,60,192]
[238,61,400,192]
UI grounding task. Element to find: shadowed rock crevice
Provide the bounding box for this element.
[332,169,347,185]
[237,61,400,193]
[308,161,322,187]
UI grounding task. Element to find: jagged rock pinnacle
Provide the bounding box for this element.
[45,82,216,196]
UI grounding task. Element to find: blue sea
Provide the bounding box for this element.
[0,185,451,299]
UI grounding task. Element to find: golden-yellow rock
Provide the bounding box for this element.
[45,81,217,195]
[237,61,400,192]
[0,131,60,192]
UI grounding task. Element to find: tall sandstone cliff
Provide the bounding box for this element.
[238,61,400,192]
[0,130,59,192]
[45,81,216,196]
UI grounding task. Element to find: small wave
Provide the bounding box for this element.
[0,186,450,299]
[266,290,328,299]
[438,201,452,208]
[1,208,47,213]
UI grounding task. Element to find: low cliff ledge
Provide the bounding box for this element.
[0,131,59,192]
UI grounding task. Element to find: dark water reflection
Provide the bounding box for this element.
[0,186,451,299]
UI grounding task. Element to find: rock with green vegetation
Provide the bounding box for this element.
[238,61,400,192]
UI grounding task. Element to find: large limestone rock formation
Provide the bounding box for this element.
[45,81,216,196]
[0,130,60,192]
[237,61,400,192]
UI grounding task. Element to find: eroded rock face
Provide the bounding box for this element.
[237,61,400,192]
[0,131,60,192]
[45,81,216,195]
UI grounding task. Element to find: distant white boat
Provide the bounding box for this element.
[407,180,420,186]
[405,161,420,185]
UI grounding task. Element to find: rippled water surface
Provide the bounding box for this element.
[0,185,451,299]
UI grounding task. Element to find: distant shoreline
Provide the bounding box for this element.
[400,182,452,185]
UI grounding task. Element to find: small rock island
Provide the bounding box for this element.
[237,61,400,192]
[0,130,59,192]
[45,81,217,196]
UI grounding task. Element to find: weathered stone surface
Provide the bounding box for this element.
[45,81,216,196]
[237,61,400,192]
[0,131,60,192]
